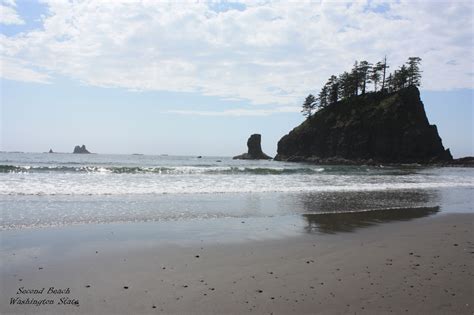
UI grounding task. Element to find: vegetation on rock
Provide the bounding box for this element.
[277,85,452,164]
[301,57,422,118]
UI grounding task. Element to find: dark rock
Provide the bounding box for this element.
[233,134,272,160]
[48,149,54,153]
[73,145,91,154]
[445,156,474,167]
[275,86,452,164]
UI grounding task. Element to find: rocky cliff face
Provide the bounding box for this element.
[275,86,452,164]
[73,145,91,154]
[234,134,272,160]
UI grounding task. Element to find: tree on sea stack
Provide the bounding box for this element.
[318,85,329,109]
[380,56,389,91]
[357,60,372,94]
[407,57,422,87]
[327,75,339,104]
[386,73,394,92]
[301,94,317,117]
[338,71,353,99]
[351,61,360,95]
[300,56,423,118]
[393,65,409,90]
[370,62,382,92]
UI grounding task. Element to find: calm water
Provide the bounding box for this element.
[1,152,473,231]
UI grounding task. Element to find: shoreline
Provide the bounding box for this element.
[1,212,472,314]
[274,155,474,167]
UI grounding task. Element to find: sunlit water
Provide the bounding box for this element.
[1,152,473,231]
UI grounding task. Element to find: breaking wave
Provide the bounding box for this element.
[0,164,325,175]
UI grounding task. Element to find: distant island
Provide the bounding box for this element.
[275,57,453,164]
[73,145,91,154]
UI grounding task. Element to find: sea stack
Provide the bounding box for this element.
[48,149,54,153]
[275,86,452,164]
[73,145,91,154]
[233,134,272,160]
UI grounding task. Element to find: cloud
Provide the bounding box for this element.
[446,59,458,66]
[0,56,50,83]
[0,0,473,108]
[0,0,24,25]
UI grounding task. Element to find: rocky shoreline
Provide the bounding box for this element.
[274,155,474,167]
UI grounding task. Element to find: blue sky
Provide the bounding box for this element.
[1,0,473,157]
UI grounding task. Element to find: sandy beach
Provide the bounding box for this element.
[2,1,473,314]
[1,212,472,315]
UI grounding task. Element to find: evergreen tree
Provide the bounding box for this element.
[393,65,409,90]
[370,62,382,92]
[392,70,400,90]
[406,57,422,86]
[385,73,393,92]
[380,56,389,91]
[303,56,421,114]
[327,75,339,104]
[318,85,329,108]
[338,71,353,100]
[301,94,317,117]
[357,60,372,94]
[351,61,360,96]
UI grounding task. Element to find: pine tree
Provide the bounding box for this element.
[357,61,372,94]
[370,63,382,92]
[301,94,317,117]
[385,73,393,92]
[351,61,360,96]
[338,71,353,100]
[380,56,389,91]
[303,56,421,113]
[393,65,409,91]
[318,85,329,108]
[406,57,422,86]
[327,75,339,104]
[399,65,409,89]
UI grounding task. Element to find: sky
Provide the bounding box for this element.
[1,0,473,157]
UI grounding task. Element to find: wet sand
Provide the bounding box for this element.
[1,213,473,314]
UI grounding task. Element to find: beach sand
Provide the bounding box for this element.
[1,213,473,314]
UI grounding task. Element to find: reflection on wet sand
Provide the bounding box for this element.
[296,189,441,234]
[303,206,440,234]
[297,190,439,214]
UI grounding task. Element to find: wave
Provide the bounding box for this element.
[0,164,324,175]
[2,181,473,196]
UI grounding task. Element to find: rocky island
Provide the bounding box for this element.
[272,57,458,164]
[233,134,271,160]
[73,145,91,154]
[275,86,452,164]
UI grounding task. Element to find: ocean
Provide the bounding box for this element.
[1,152,473,233]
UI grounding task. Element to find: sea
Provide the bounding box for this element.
[1,152,473,243]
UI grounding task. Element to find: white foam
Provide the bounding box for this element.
[1,172,473,196]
